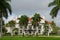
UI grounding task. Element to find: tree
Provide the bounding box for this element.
[48,0,60,18]
[32,13,41,27]
[0,0,12,37]
[13,28,19,35]
[44,21,49,35]
[6,20,16,36]
[19,15,28,35]
[19,15,28,28]
[50,21,59,34]
[8,20,16,27]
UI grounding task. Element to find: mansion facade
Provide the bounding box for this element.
[6,17,53,36]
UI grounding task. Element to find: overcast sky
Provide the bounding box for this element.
[4,0,60,27]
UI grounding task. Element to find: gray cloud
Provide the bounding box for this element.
[10,0,53,18]
[11,0,53,12]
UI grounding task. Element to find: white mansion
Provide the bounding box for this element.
[6,17,53,36]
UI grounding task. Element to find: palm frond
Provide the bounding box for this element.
[5,2,12,15]
[5,0,11,1]
[48,1,56,7]
[0,0,12,19]
[50,6,59,18]
[3,9,8,19]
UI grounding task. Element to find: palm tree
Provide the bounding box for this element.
[0,0,12,37]
[32,13,41,27]
[19,15,28,35]
[19,15,28,28]
[6,20,16,36]
[32,13,41,35]
[48,0,60,18]
[44,21,48,35]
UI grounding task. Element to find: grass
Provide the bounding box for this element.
[0,36,60,40]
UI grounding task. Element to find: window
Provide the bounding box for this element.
[38,30,40,33]
[20,30,22,33]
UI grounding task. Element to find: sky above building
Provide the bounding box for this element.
[4,0,60,27]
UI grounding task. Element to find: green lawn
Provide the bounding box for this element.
[0,36,60,40]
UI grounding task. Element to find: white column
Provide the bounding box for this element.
[18,28,20,35]
[10,27,13,36]
[35,27,38,35]
[36,27,38,33]
[40,24,44,35]
[31,26,33,35]
[27,26,29,35]
[27,26,28,30]
[23,26,25,35]
[48,24,53,36]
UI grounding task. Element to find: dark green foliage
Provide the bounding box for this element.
[50,6,59,18]
[48,0,60,18]
[13,28,19,35]
[2,26,7,33]
[0,0,12,19]
[19,15,28,27]
[13,28,19,31]
[8,20,16,27]
[32,13,41,27]
[51,21,59,33]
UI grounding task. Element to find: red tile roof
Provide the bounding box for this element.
[45,20,52,24]
[28,18,32,21]
[14,17,52,24]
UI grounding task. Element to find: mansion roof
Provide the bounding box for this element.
[14,18,52,24]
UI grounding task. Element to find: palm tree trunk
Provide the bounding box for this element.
[0,11,3,38]
[48,24,53,36]
[0,18,2,38]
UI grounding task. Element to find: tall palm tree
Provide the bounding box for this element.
[44,21,49,35]
[32,13,42,35]
[32,13,41,27]
[19,15,28,35]
[0,0,12,37]
[48,0,60,18]
[19,15,28,28]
